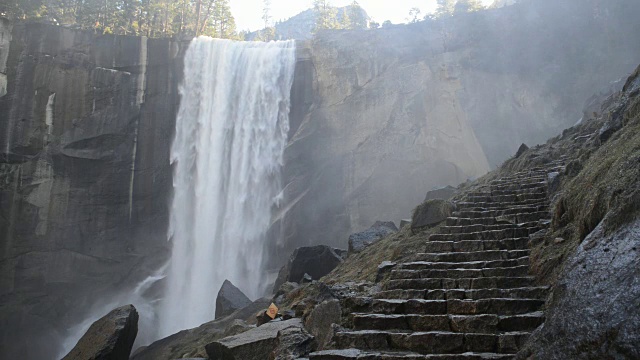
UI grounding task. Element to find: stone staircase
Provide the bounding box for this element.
[309,163,565,360]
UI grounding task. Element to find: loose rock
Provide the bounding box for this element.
[216,280,253,320]
[272,246,343,293]
[424,186,457,201]
[411,199,455,233]
[348,221,398,253]
[205,318,305,360]
[304,299,342,350]
[63,305,139,360]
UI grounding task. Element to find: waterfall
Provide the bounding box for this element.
[158,37,296,338]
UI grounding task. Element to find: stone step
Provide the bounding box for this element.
[455,200,548,211]
[452,207,547,219]
[372,287,548,301]
[309,349,514,360]
[351,312,545,333]
[446,212,549,226]
[390,266,530,280]
[384,276,536,291]
[492,174,547,182]
[398,257,530,270]
[414,250,530,263]
[489,180,546,188]
[466,186,546,197]
[332,330,531,355]
[428,227,540,241]
[464,193,547,204]
[490,187,547,196]
[439,223,541,234]
[344,298,544,316]
[490,181,546,192]
[423,239,530,253]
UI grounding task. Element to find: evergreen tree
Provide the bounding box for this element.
[262,0,272,27]
[347,1,367,29]
[4,0,240,39]
[408,7,421,23]
[455,0,485,13]
[339,7,351,29]
[313,0,338,31]
[436,0,456,17]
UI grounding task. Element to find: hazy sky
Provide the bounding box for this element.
[230,0,496,31]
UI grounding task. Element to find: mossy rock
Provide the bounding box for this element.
[411,199,454,233]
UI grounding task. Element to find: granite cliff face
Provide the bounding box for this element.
[275,0,640,261]
[0,22,184,358]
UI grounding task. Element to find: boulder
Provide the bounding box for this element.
[63,305,139,360]
[424,186,457,202]
[411,199,455,233]
[205,319,305,360]
[271,325,316,360]
[348,221,399,253]
[304,299,342,350]
[131,297,272,360]
[272,246,343,293]
[515,143,529,158]
[400,219,412,228]
[376,261,397,283]
[517,220,640,359]
[216,280,253,320]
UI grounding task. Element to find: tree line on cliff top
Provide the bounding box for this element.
[1,0,240,39]
[1,0,489,40]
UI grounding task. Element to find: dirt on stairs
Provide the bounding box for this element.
[308,161,566,360]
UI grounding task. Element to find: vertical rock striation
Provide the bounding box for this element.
[0,22,184,359]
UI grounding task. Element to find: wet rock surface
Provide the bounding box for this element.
[131,297,271,360]
[0,21,185,358]
[517,216,640,359]
[348,221,398,253]
[273,246,343,292]
[424,186,457,202]
[63,305,139,360]
[205,318,309,360]
[411,199,454,232]
[216,280,253,320]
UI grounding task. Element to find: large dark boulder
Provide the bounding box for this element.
[205,319,309,360]
[304,299,342,350]
[216,280,253,320]
[63,305,139,360]
[272,246,343,293]
[411,199,455,233]
[424,186,457,202]
[517,220,640,359]
[348,221,398,253]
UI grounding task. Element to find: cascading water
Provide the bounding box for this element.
[158,37,296,338]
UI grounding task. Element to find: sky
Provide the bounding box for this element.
[230,0,496,32]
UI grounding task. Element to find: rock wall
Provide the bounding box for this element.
[274,0,640,262]
[0,22,184,359]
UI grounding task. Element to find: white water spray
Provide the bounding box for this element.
[159,37,296,338]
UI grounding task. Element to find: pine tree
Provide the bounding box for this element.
[436,0,456,17]
[347,1,367,29]
[313,0,338,31]
[455,0,485,13]
[262,0,271,28]
[408,7,421,23]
